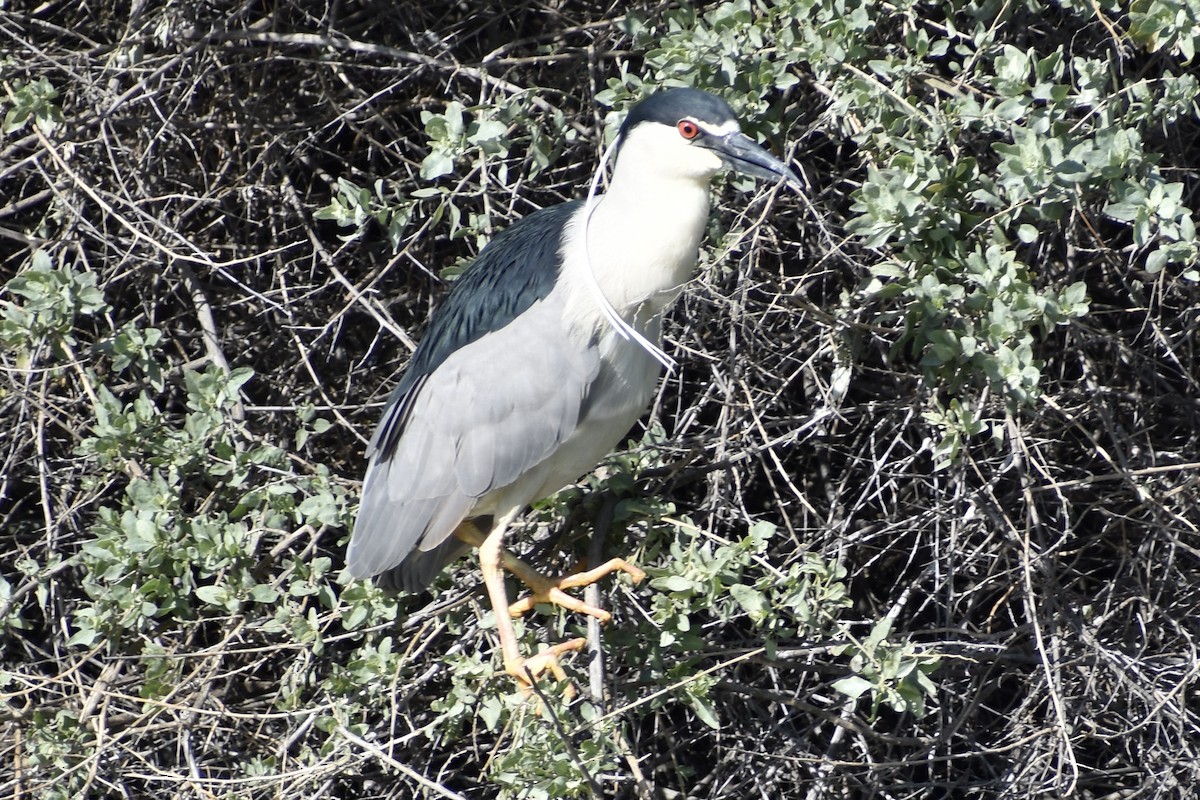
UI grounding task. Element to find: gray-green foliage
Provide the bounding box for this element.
[317,94,577,259]
[617,0,1196,461]
[1,75,64,136]
[1127,0,1200,60]
[4,1,1199,797]
[646,517,937,723]
[0,251,104,358]
[2,252,357,783]
[314,177,415,252]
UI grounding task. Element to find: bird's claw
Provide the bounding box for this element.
[456,521,642,699]
[507,558,646,622]
[453,522,645,621]
[499,560,643,700]
[505,637,586,700]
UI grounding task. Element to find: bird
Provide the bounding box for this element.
[348,87,800,689]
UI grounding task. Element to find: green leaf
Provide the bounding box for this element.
[478,696,504,731]
[833,675,874,700]
[651,574,695,593]
[195,585,229,606]
[688,692,721,729]
[420,151,455,180]
[468,119,508,145]
[865,617,893,649]
[250,584,280,604]
[728,583,767,622]
[1146,249,1167,273]
[66,626,100,647]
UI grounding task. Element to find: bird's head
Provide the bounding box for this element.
[614,87,800,190]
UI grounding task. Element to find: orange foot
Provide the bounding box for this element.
[454,521,643,698]
[504,636,587,700]
[453,522,645,622]
[505,558,646,622]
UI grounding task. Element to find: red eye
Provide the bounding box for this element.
[677,119,701,140]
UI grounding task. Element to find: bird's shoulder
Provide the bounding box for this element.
[368,199,583,459]
[413,200,581,378]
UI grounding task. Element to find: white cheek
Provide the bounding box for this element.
[696,146,725,173]
[657,138,725,179]
[619,125,727,182]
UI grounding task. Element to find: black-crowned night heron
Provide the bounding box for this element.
[348,87,799,688]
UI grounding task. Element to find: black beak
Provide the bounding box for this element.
[703,131,801,191]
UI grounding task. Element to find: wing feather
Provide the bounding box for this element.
[348,201,621,590]
[346,292,601,587]
[455,417,495,498]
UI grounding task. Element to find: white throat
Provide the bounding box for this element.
[557,122,723,370]
[581,140,714,316]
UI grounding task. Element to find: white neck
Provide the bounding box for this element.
[578,150,713,317]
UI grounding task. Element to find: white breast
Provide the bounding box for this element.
[477,159,716,517]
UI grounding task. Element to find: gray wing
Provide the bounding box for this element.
[372,537,472,594]
[346,293,600,589]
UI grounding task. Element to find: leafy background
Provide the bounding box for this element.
[2,0,1199,797]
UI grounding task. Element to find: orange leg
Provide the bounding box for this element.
[470,514,587,693]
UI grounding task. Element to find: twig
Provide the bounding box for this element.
[585,496,617,705]
[337,724,470,800]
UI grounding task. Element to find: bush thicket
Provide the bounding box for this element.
[2,1,1198,797]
